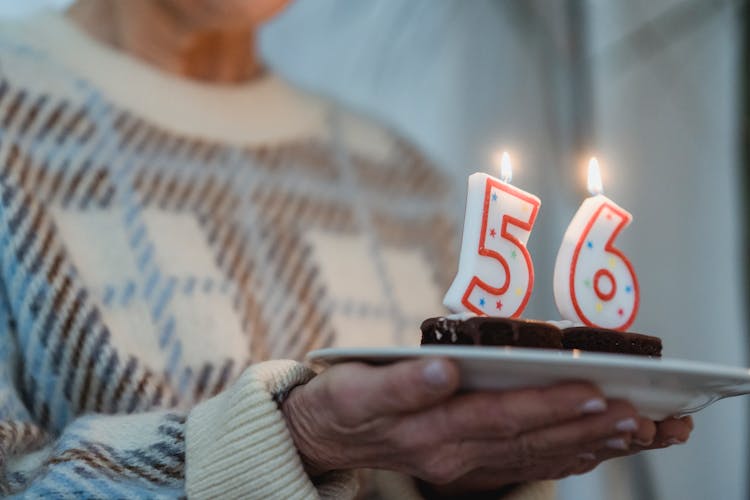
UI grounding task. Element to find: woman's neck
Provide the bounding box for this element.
[68,0,262,84]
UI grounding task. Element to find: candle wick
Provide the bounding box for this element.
[498,151,513,184]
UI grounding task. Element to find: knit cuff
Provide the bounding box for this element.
[186,360,358,500]
[373,470,555,500]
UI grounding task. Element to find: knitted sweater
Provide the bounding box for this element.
[0,13,554,500]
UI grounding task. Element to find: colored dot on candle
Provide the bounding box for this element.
[479,297,486,307]
[491,193,498,202]
[625,285,633,293]
[495,300,503,310]
[618,308,624,316]
[584,279,591,287]
[511,249,517,259]
[521,204,529,212]
[606,213,613,221]
[515,287,523,297]
[489,228,497,238]
[587,241,594,249]
[595,302,603,312]
[608,257,616,269]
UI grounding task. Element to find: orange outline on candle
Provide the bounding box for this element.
[461,178,540,318]
[569,202,640,331]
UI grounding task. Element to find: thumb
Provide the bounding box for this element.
[328,358,460,422]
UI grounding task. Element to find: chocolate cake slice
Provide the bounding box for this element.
[420,316,563,349]
[562,326,662,358]
[420,316,663,358]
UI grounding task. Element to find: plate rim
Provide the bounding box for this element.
[307,346,750,381]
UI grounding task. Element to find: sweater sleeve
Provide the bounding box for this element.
[0,326,357,499]
[185,360,358,499]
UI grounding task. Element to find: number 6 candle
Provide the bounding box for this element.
[444,152,541,317]
[553,157,640,330]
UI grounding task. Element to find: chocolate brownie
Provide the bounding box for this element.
[420,316,662,358]
[420,316,563,349]
[562,326,662,358]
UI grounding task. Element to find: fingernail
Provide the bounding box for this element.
[580,398,607,414]
[606,438,629,450]
[615,417,638,433]
[577,452,596,461]
[665,438,684,445]
[634,438,653,446]
[423,360,450,387]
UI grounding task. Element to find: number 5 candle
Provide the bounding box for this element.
[553,158,640,330]
[444,152,541,317]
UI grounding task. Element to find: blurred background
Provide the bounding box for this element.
[260,1,748,498]
[1,0,747,498]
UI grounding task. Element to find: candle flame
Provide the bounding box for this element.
[587,157,604,195]
[495,151,513,183]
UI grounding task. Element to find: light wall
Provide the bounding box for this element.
[261,1,747,499]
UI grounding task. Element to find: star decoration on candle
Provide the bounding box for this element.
[511,249,517,259]
[479,297,486,307]
[625,285,633,293]
[495,300,503,310]
[491,193,498,202]
[587,241,594,249]
[489,228,497,237]
[618,308,624,316]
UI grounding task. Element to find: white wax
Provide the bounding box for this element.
[443,312,478,321]
[553,194,639,330]
[545,319,580,329]
[444,173,540,317]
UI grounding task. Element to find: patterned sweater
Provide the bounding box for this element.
[0,13,554,500]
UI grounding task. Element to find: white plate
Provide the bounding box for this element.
[306,346,750,420]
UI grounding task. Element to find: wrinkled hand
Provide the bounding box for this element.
[281,358,692,494]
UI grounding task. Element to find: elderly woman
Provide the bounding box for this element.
[0,0,691,498]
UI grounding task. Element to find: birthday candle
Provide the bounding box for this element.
[553,157,640,330]
[444,152,541,317]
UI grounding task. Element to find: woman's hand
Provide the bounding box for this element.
[281,358,692,492]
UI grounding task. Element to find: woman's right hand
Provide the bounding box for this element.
[281,358,690,493]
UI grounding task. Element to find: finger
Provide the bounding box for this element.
[632,416,657,446]
[471,403,637,465]
[650,416,693,447]
[472,414,637,468]
[583,423,683,462]
[499,400,640,458]
[421,405,639,474]
[325,358,460,422]
[683,416,694,430]
[402,382,607,442]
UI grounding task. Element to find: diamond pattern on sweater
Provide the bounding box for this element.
[0,38,457,441]
[52,207,245,374]
[0,38,462,497]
